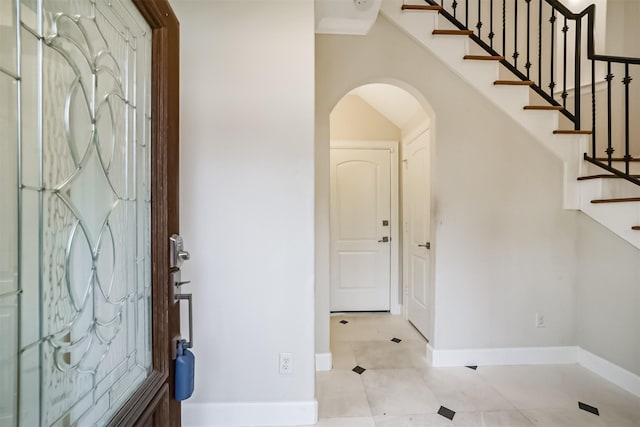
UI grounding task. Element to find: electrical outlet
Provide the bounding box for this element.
[279,352,293,375]
[535,312,545,328]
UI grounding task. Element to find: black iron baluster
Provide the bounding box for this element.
[526,0,531,79]
[489,0,495,49]
[623,63,632,174]
[538,0,542,89]
[606,62,614,166]
[476,0,482,38]
[549,7,556,98]
[591,59,596,156]
[502,0,506,58]
[466,0,469,29]
[514,0,519,68]
[561,16,568,109]
[421,0,640,184]
[574,17,582,130]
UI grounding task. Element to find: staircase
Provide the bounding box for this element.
[382,0,640,249]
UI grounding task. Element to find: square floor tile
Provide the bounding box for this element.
[316,370,372,418]
[437,406,455,420]
[330,341,357,369]
[522,408,610,427]
[352,340,427,369]
[320,315,640,427]
[422,366,515,412]
[374,413,454,427]
[476,365,583,410]
[352,365,366,375]
[314,417,376,427]
[452,410,535,427]
[361,368,440,416]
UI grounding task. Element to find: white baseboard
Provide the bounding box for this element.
[183,400,317,427]
[427,344,640,399]
[390,303,402,315]
[315,352,332,371]
[578,348,640,398]
[427,344,578,367]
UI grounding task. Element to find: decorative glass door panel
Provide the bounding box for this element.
[1,0,153,425]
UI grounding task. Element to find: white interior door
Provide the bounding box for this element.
[403,130,432,338]
[330,147,391,311]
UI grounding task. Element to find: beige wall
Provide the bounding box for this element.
[576,214,640,376]
[174,0,317,424]
[317,11,640,377]
[316,14,579,356]
[330,94,400,140]
[605,0,640,57]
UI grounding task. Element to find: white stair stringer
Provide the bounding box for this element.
[382,0,640,249]
[579,179,640,249]
[380,0,586,211]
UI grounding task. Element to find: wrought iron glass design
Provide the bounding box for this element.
[1,0,152,425]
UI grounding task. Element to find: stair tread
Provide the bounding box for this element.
[591,197,640,204]
[553,130,592,135]
[494,80,534,86]
[401,4,442,11]
[464,55,504,60]
[433,29,473,35]
[523,105,564,110]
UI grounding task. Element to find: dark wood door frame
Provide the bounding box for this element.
[108,1,181,425]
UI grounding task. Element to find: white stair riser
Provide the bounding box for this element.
[584,161,640,176]
[598,179,640,199]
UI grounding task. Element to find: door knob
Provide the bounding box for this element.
[418,242,431,249]
[378,236,389,243]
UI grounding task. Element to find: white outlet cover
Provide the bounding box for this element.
[279,352,293,375]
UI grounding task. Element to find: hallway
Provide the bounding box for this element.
[294,313,640,427]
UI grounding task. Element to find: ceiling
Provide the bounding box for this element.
[315,0,382,35]
[349,83,426,129]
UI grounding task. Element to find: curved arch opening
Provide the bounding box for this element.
[316,81,436,371]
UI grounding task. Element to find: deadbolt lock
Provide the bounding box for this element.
[170,234,190,268]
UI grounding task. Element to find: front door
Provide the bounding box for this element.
[403,130,432,338]
[0,0,181,425]
[330,146,391,311]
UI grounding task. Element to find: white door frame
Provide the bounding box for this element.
[330,139,401,314]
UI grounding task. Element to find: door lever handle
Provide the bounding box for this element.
[378,236,389,243]
[176,293,193,349]
[418,242,431,249]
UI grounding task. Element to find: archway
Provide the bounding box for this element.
[315,81,436,370]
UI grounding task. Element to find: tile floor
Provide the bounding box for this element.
[289,313,640,427]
